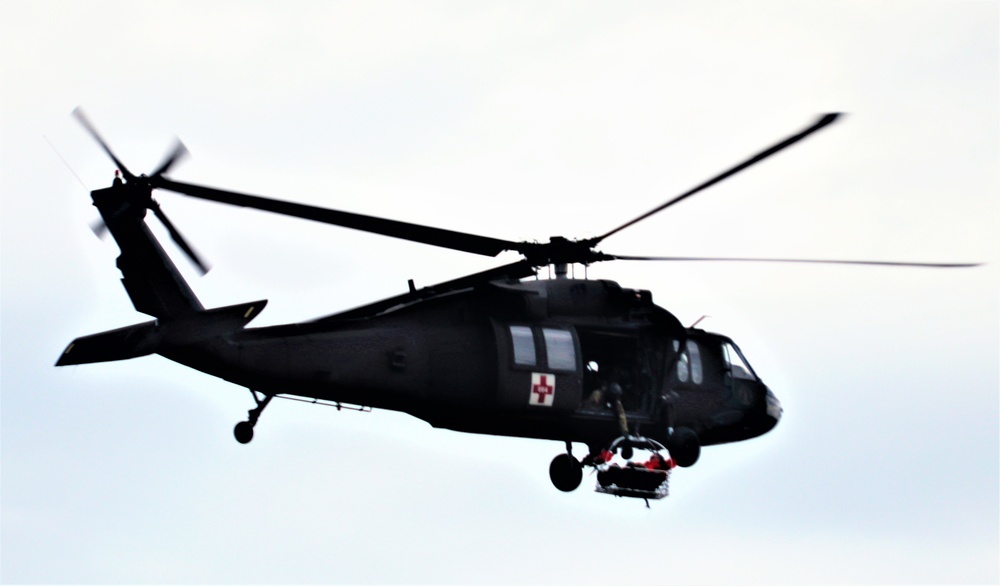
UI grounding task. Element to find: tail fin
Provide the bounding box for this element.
[92,183,204,318]
[56,300,266,366]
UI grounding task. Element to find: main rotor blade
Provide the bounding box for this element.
[149,200,211,274]
[597,113,841,242]
[72,107,135,181]
[152,177,521,258]
[150,139,189,178]
[609,254,981,268]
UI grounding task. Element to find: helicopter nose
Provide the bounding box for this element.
[765,388,782,424]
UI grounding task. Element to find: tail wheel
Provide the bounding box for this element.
[232,390,273,444]
[549,453,583,492]
[234,421,254,444]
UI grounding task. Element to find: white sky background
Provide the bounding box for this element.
[2,1,997,584]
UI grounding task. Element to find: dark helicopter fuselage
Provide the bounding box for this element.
[165,274,782,453]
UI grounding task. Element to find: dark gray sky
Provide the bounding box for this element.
[2,2,997,583]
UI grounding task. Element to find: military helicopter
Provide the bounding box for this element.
[57,111,976,499]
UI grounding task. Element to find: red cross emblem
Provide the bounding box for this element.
[530,373,556,407]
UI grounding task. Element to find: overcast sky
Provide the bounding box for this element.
[2,2,997,584]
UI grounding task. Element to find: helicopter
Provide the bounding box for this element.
[56,110,977,499]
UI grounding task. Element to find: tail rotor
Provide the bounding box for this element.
[74,108,210,274]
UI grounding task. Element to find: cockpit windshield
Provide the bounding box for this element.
[722,342,757,381]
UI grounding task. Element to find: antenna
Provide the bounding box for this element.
[690,315,711,328]
[44,135,88,189]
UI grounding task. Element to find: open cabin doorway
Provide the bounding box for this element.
[577,327,665,415]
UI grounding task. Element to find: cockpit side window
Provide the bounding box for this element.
[688,341,703,384]
[542,328,577,371]
[509,325,536,366]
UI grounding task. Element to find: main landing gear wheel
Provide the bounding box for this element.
[667,427,701,467]
[233,390,273,444]
[549,453,583,492]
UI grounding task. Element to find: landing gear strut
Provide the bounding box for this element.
[549,442,583,492]
[234,390,273,444]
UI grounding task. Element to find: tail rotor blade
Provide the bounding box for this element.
[72,107,135,182]
[149,200,211,274]
[150,139,189,178]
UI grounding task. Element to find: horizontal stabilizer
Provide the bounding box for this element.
[56,321,159,366]
[56,299,267,366]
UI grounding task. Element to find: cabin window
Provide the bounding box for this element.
[509,326,536,366]
[673,340,703,385]
[543,328,576,371]
[688,341,703,384]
